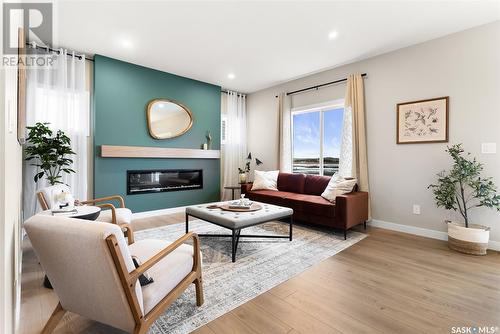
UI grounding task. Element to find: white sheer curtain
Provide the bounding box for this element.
[278,93,292,172]
[338,103,353,177]
[221,91,246,201]
[23,46,90,218]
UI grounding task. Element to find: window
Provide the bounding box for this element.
[292,101,344,176]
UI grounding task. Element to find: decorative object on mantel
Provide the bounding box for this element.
[25,122,76,185]
[428,144,500,255]
[238,152,263,184]
[100,145,220,159]
[397,96,449,144]
[206,131,212,150]
[146,98,193,139]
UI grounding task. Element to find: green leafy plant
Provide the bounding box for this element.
[428,144,500,227]
[25,122,75,185]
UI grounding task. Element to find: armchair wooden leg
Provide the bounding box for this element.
[194,276,204,306]
[42,302,66,334]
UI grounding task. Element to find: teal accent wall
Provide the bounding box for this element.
[93,55,221,212]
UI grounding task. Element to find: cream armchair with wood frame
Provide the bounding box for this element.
[37,184,135,244]
[24,214,204,334]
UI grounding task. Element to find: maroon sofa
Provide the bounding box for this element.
[241,172,368,239]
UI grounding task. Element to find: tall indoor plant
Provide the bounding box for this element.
[25,122,76,185]
[429,144,500,255]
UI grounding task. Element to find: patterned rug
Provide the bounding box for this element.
[135,220,367,334]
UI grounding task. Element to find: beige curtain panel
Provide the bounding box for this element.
[344,74,371,214]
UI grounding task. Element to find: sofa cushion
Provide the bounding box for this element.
[252,170,279,191]
[283,194,335,218]
[277,173,306,194]
[321,176,357,202]
[247,190,296,207]
[304,174,331,195]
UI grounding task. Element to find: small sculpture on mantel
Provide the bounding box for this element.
[206,131,212,150]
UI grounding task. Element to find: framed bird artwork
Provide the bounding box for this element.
[396,96,449,144]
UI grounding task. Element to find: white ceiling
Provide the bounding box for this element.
[53,1,500,93]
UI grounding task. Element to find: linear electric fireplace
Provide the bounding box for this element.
[127,169,203,195]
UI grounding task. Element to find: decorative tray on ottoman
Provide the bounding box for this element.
[219,202,262,212]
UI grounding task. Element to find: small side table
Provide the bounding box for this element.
[224,186,241,200]
[40,205,102,220]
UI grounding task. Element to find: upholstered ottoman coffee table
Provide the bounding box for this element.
[185,202,293,262]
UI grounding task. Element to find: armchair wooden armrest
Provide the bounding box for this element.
[92,203,134,244]
[81,195,125,208]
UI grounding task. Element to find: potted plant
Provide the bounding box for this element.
[25,122,76,185]
[429,144,500,255]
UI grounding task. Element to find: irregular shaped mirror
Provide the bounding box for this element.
[146,99,193,139]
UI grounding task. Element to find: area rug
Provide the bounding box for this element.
[135,220,367,334]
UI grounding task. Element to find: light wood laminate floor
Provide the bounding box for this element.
[20,213,500,334]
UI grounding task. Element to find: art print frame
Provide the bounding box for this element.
[397,96,449,144]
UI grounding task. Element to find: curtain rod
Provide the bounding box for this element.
[285,73,367,96]
[24,42,94,62]
[221,90,246,97]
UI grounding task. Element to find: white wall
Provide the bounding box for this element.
[0,11,23,333]
[247,22,500,242]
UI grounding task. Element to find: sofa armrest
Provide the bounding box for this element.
[241,183,253,194]
[335,191,369,229]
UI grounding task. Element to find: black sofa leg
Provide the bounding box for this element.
[344,229,347,240]
[364,221,367,230]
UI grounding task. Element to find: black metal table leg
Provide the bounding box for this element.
[189,213,294,263]
[231,230,236,262]
[234,229,241,254]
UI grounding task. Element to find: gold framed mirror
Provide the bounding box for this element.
[146,99,193,139]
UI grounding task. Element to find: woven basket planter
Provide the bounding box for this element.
[447,221,489,256]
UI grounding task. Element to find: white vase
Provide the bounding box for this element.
[239,173,247,184]
[447,221,489,255]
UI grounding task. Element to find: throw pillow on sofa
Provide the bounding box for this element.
[252,170,279,191]
[321,174,357,202]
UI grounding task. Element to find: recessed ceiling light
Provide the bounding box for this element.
[227,73,235,80]
[121,39,133,48]
[328,31,338,40]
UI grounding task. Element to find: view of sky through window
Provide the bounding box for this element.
[293,107,344,175]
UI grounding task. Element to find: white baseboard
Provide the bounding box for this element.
[370,219,500,251]
[132,206,187,219]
